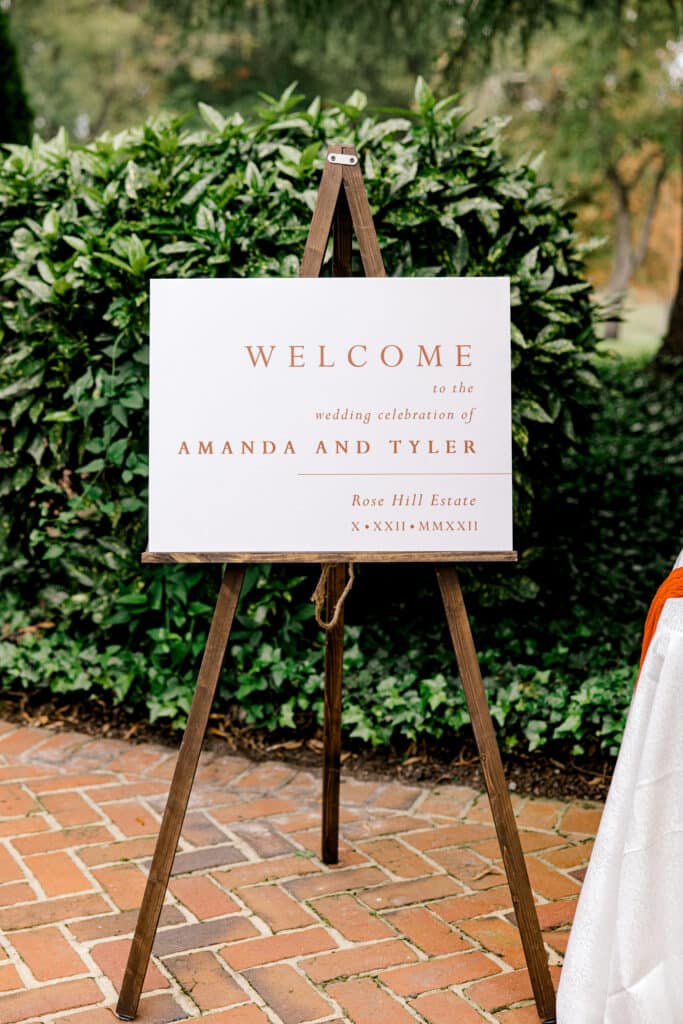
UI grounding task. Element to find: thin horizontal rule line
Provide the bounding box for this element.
[297,472,512,477]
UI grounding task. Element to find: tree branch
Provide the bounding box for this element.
[606,162,629,212]
[624,149,660,191]
[632,156,669,273]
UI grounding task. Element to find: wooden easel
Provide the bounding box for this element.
[116,144,556,1024]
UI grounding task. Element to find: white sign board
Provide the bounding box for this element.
[148,277,512,554]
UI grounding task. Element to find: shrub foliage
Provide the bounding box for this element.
[3,80,659,757]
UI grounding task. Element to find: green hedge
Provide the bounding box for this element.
[0,81,631,750]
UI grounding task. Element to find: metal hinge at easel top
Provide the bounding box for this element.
[327,152,358,165]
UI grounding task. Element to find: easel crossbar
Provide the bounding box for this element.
[141,550,518,564]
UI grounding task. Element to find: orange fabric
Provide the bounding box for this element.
[639,567,683,672]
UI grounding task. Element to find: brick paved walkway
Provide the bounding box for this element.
[0,719,603,1024]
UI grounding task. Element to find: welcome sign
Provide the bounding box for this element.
[148,277,513,555]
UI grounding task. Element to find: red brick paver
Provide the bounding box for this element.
[0,720,601,1021]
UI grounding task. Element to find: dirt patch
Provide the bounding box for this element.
[0,689,614,803]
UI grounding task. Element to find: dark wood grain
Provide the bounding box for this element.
[116,566,245,1021]
[332,179,352,278]
[316,146,354,866]
[436,564,556,1023]
[341,153,386,278]
[142,550,518,564]
[321,563,347,864]
[299,143,344,278]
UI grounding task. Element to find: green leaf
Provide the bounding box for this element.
[108,439,128,465]
[0,371,44,402]
[79,458,105,474]
[180,172,217,206]
[244,161,263,190]
[93,252,135,274]
[575,368,602,388]
[42,208,59,239]
[414,76,435,112]
[540,339,576,354]
[197,102,226,132]
[299,141,321,170]
[516,398,555,424]
[344,89,368,111]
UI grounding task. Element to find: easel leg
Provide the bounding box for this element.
[116,565,245,1021]
[436,566,557,1024]
[321,563,346,864]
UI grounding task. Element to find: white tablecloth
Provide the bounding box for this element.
[557,566,683,1022]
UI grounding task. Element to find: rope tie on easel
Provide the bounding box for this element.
[312,563,355,631]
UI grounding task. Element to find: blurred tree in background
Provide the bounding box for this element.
[7,1,187,140]
[6,0,681,351]
[455,0,682,352]
[461,23,676,339]
[7,0,455,137]
[0,8,32,143]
